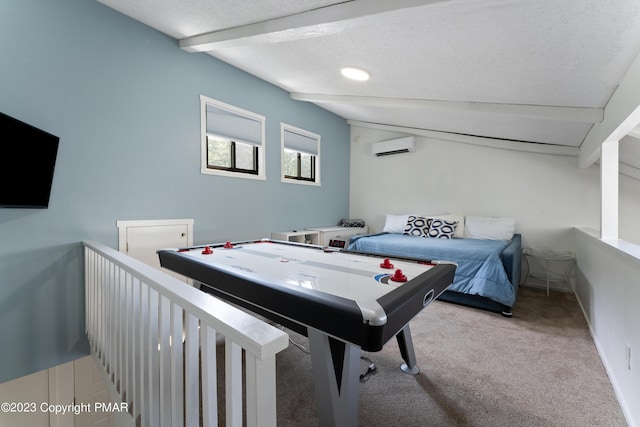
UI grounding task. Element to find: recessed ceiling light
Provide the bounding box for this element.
[341,67,370,81]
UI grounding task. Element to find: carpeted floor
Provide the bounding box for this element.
[274,286,628,426]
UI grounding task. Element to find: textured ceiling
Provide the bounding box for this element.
[98,0,640,165]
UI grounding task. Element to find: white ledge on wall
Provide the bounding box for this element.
[575,227,640,264]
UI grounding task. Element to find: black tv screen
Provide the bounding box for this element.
[0,112,60,208]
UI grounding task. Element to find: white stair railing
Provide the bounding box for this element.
[83,241,289,427]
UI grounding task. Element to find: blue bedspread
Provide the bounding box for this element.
[348,233,516,307]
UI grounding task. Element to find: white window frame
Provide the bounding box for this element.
[280,123,321,186]
[200,95,266,180]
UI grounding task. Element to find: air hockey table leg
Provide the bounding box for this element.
[396,324,420,375]
[308,328,361,427]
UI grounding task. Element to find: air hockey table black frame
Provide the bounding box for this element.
[158,239,456,427]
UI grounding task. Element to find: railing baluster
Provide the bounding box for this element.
[124,272,132,408]
[100,256,107,364]
[131,276,140,422]
[171,302,185,427]
[245,354,278,427]
[118,267,125,396]
[107,260,114,378]
[148,287,159,427]
[184,313,200,427]
[139,282,149,426]
[114,265,121,392]
[82,242,288,427]
[201,323,218,427]
[159,295,172,426]
[96,256,102,360]
[225,339,243,427]
[84,249,90,340]
[109,260,115,377]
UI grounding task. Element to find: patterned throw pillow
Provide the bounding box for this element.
[427,219,459,238]
[339,218,366,227]
[403,216,431,237]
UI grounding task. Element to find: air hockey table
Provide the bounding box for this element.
[158,239,456,427]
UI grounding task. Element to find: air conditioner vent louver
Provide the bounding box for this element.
[375,149,410,156]
[372,136,416,156]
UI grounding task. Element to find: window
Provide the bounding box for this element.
[200,95,265,180]
[281,123,320,186]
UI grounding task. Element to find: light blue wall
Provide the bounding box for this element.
[0,0,350,383]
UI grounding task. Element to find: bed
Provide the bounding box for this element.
[347,215,522,317]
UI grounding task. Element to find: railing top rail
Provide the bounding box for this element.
[575,227,640,265]
[83,240,289,359]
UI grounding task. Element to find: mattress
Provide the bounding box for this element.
[348,233,517,308]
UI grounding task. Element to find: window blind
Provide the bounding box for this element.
[283,128,319,155]
[206,104,263,147]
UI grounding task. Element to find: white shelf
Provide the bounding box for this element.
[272,226,368,248]
[271,230,320,245]
[304,226,368,247]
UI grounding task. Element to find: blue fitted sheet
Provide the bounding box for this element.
[348,233,516,307]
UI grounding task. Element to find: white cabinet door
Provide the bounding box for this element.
[74,356,112,427]
[117,219,194,283]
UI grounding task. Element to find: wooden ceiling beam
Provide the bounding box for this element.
[348,120,580,156]
[179,0,445,52]
[292,93,603,123]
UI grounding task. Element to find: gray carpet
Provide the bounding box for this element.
[274,286,627,426]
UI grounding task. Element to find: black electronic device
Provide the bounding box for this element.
[0,112,60,208]
[328,238,348,249]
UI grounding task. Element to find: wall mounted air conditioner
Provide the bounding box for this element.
[372,136,416,156]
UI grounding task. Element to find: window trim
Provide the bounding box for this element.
[280,123,321,186]
[200,95,266,180]
[205,136,259,175]
[284,151,316,182]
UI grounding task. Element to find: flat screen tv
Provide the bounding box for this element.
[0,112,60,208]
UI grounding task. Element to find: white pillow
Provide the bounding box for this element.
[464,216,515,240]
[383,214,410,233]
[430,214,465,238]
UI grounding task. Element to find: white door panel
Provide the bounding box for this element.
[74,356,113,427]
[126,224,188,267]
[117,219,194,283]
